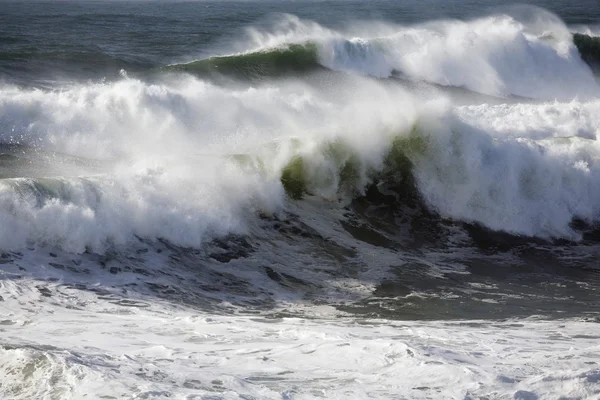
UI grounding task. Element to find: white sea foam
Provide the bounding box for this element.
[1,275,599,400]
[570,23,600,37]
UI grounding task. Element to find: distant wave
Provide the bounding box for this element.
[165,14,599,100]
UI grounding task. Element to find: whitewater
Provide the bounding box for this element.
[1,2,600,399]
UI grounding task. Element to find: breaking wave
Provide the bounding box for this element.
[166,13,599,100]
[1,71,600,253]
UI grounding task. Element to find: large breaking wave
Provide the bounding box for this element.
[1,74,600,253]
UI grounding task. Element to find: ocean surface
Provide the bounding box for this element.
[1,0,600,399]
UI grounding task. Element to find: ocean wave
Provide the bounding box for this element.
[163,43,322,80]
[0,75,599,252]
[167,13,599,100]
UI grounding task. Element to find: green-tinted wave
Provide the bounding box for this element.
[163,43,322,80]
[279,126,428,200]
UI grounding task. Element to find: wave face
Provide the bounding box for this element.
[573,33,600,71]
[169,13,599,100]
[164,43,322,80]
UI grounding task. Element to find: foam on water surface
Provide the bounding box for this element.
[1,274,600,400]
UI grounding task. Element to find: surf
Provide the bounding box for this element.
[1,72,600,254]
